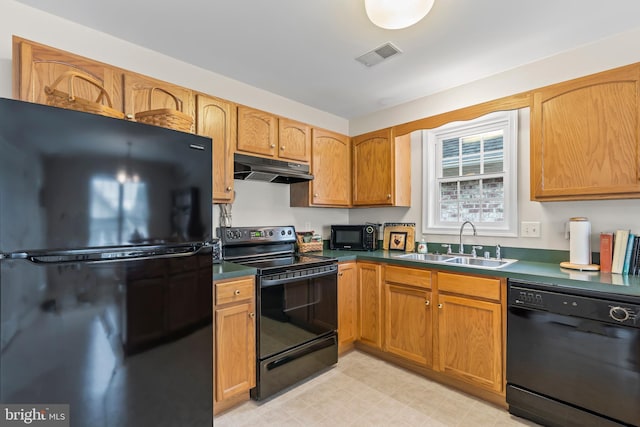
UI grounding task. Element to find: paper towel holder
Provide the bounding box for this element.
[560,217,600,271]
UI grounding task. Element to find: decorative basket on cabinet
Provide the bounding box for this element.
[44,71,125,119]
[134,87,193,133]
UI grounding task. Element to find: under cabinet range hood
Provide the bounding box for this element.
[233,153,313,183]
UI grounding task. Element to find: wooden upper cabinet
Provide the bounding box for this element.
[13,36,123,114]
[278,118,311,162]
[352,128,411,206]
[236,106,279,157]
[123,74,195,133]
[196,94,236,203]
[290,128,351,207]
[531,63,640,201]
[237,106,312,163]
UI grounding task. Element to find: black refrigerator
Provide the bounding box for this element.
[0,98,214,426]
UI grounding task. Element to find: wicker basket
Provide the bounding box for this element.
[296,232,323,253]
[44,71,125,119]
[134,87,193,133]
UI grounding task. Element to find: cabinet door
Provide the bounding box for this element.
[311,128,351,206]
[437,294,502,392]
[352,129,394,206]
[290,128,351,207]
[196,94,236,203]
[531,63,640,200]
[214,301,256,402]
[123,73,194,132]
[385,284,433,367]
[278,118,311,162]
[338,262,358,353]
[13,37,123,113]
[236,106,278,157]
[357,262,383,349]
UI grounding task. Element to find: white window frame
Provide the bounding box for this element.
[422,110,518,236]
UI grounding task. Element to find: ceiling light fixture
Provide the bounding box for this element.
[365,0,435,30]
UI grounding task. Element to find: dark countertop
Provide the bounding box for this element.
[213,261,256,281]
[213,249,640,299]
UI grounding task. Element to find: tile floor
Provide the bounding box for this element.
[214,350,540,426]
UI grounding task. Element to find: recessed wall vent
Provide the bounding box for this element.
[355,42,402,67]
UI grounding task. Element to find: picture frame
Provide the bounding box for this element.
[389,231,408,251]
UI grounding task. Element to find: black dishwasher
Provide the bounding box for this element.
[506,279,640,427]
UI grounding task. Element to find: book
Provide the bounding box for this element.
[622,234,635,275]
[599,232,614,273]
[630,236,640,276]
[611,229,629,274]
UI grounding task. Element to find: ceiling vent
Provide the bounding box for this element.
[355,42,402,67]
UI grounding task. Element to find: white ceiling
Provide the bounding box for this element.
[15,0,640,119]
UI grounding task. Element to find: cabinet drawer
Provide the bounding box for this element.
[385,265,431,289]
[215,277,255,305]
[437,272,501,301]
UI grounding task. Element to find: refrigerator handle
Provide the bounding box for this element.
[3,242,211,265]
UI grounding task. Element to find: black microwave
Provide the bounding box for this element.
[330,224,378,251]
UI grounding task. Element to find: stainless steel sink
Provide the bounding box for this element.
[392,252,517,269]
[443,257,516,268]
[393,253,456,262]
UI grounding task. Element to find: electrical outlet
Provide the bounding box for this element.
[521,221,541,237]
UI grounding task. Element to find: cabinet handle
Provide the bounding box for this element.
[234,289,241,296]
[249,312,255,318]
[387,194,391,199]
[314,193,319,197]
[280,146,285,151]
[270,144,276,148]
[339,272,343,277]
[438,303,443,309]
[226,186,232,192]
[425,300,430,306]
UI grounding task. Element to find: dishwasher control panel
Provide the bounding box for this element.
[508,283,640,327]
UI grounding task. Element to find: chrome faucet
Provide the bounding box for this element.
[458,221,477,254]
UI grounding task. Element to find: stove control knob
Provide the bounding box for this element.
[268,230,274,236]
[287,230,292,235]
[609,306,631,322]
[281,230,286,236]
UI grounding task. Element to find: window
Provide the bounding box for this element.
[423,111,518,236]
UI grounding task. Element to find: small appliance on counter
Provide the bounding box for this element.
[329,224,378,251]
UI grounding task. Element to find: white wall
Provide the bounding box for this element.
[224,180,348,235]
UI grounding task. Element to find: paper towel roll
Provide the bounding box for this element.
[569,217,591,265]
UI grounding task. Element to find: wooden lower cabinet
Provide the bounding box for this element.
[384,266,433,367]
[357,262,383,349]
[213,276,256,415]
[338,262,358,353]
[436,272,504,393]
[350,264,506,403]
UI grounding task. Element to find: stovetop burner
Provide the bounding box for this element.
[235,253,336,274]
[217,225,336,274]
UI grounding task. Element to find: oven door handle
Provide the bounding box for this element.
[261,267,336,287]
